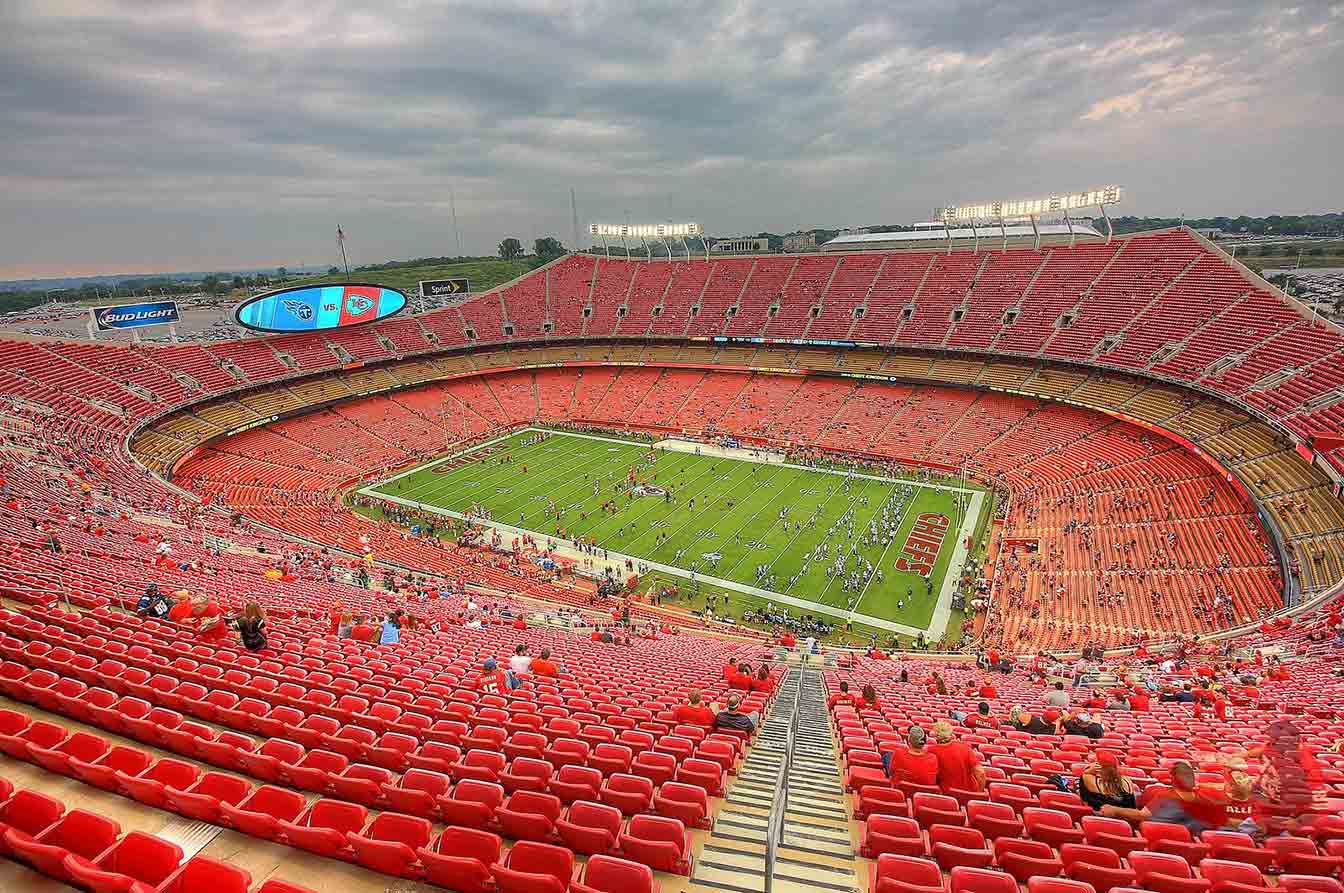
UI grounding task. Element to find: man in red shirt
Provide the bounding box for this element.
[963,702,999,730]
[883,726,939,786]
[827,681,854,709]
[723,658,739,682]
[351,615,377,642]
[929,721,984,792]
[977,679,998,699]
[474,659,505,695]
[1127,688,1150,711]
[531,648,559,677]
[190,596,227,642]
[672,690,717,727]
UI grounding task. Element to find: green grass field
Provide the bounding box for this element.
[364,429,986,634]
[287,258,534,295]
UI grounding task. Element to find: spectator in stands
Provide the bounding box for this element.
[673,690,717,727]
[234,602,267,652]
[882,725,939,785]
[506,643,532,689]
[729,662,755,691]
[135,583,169,618]
[1079,750,1141,820]
[1146,761,1227,834]
[1161,682,1197,703]
[712,694,758,734]
[475,658,505,695]
[187,593,227,642]
[751,665,775,694]
[722,657,738,682]
[1010,706,1054,735]
[1247,719,1325,835]
[1127,686,1150,711]
[328,605,344,636]
[1105,690,1131,711]
[977,678,998,699]
[1220,758,1256,831]
[351,615,377,642]
[954,701,997,730]
[531,647,560,677]
[827,681,852,709]
[379,611,401,645]
[929,720,984,792]
[336,612,353,639]
[1057,708,1105,739]
[1045,681,1070,709]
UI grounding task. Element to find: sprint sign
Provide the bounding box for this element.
[896,513,949,578]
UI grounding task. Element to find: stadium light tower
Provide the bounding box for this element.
[938,185,1123,249]
[589,222,704,263]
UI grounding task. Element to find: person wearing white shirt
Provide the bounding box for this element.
[507,644,532,690]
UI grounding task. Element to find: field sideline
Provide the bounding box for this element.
[362,428,987,636]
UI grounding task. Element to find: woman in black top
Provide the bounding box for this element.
[235,602,268,652]
[1079,750,1143,820]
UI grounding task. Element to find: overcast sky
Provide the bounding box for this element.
[2,0,1341,279]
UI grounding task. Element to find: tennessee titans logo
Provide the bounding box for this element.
[346,295,374,315]
[282,300,313,321]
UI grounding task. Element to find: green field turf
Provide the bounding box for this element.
[365,429,986,633]
[288,258,534,295]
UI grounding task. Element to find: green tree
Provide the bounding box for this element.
[277,266,288,280]
[201,275,222,295]
[498,238,523,260]
[534,237,565,260]
[328,266,341,275]
[231,276,245,290]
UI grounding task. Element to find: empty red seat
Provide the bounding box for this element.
[157,856,252,893]
[1199,859,1272,893]
[1028,879,1099,893]
[858,786,908,820]
[439,779,505,830]
[558,800,623,855]
[163,772,251,823]
[864,814,927,858]
[552,764,602,805]
[1025,807,1084,847]
[675,757,725,797]
[497,790,563,842]
[967,800,1024,840]
[381,767,451,818]
[26,730,109,776]
[600,773,654,815]
[219,785,307,841]
[914,793,966,829]
[70,745,153,792]
[278,799,367,859]
[1083,816,1145,858]
[62,829,183,891]
[1061,843,1138,893]
[874,854,946,893]
[931,824,994,870]
[950,866,1019,893]
[502,756,555,794]
[117,758,200,809]
[349,812,434,877]
[1141,822,1210,865]
[3,807,121,883]
[492,839,575,893]
[1264,836,1344,876]
[573,854,658,893]
[418,826,502,893]
[620,814,690,875]
[1128,850,1212,893]
[654,780,710,829]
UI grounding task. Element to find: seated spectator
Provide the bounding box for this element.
[722,657,739,682]
[712,694,758,734]
[1079,750,1141,820]
[188,594,227,642]
[328,605,345,636]
[977,678,998,699]
[474,659,505,694]
[135,583,169,618]
[750,665,775,694]
[929,720,984,792]
[380,611,402,645]
[827,680,853,708]
[351,615,377,642]
[883,725,939,785]
[336,612,353,639]
[1057,708,1105,739]
[167,590,193,622]
[507,643,531,689]
[1045,681,1071,709]
[1106,690,1131,711]
[531,647,560,677]
[1161,683,1196,703]
[1145,761,1227,834]
[1127,687,1150,711]
[673,690,717,727]
[729,662,755,691]
[1085,688,1108,710]
[957,701,998,730]
[1010,706,1054,735]
[234,602,268,653]
[855,684,880,711]
[1220,758,1255,831]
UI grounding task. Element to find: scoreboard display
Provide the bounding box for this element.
[235,283,407,333]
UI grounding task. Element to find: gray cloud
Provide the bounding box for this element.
[1,0,1340,278]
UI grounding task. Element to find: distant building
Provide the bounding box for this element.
[823,223,1104,252]
[711,237,769,254]
[783,232,818,252]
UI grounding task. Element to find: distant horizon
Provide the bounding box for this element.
[4,207,1340,285]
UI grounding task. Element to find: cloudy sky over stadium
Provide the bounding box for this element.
[3,0,1341,278]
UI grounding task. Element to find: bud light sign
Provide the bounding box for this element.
[235,283,408,333]
[91,300,181,331]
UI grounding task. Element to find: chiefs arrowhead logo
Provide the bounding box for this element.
[345,295,374,315]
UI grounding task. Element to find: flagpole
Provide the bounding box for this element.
[338,226,350,277]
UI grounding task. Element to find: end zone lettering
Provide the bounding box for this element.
[895,512,950,578]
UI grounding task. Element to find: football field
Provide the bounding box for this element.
[363,428,986,636]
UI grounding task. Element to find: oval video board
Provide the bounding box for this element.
[235,283,408,333]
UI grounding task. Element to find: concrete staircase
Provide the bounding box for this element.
[687,663,861,893]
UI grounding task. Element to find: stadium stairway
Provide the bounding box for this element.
[689,661,862,893]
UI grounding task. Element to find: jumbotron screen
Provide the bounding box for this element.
[235,283,407,333]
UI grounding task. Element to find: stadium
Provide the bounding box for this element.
[1,210,1343,893]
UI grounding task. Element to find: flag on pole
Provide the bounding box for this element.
[337,226,345,243]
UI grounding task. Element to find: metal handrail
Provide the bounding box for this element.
[763,661,806,893]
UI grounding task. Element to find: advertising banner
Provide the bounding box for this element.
[235,283,407,333]
[91,300,180,331]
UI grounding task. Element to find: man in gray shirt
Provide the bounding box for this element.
[1045,681,1071,709]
